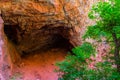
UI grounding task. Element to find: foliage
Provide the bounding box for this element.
[56,0,120,80]
[84,0,120,72]
[56,43,95,80]
[84,0,120,40]
[72,42,95,62]
[56,44,120,80]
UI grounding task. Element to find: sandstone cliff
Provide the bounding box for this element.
[0,0,97,80]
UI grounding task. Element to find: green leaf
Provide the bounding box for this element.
[72,42,95,61]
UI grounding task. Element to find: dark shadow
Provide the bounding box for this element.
[4,25,73,58]
[4,25,20,44]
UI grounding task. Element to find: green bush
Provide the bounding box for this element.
[55,43,95,80]
[72,42,95,62]
[56,45,120,80]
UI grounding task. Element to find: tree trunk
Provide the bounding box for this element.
[112,33,120,73]
[114,46,120,72]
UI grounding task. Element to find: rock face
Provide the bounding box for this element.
[0,0,92,55]
[0,0,97,80]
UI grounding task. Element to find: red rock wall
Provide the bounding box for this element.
[0,0,92,47]
[0,15,21,80]
[0,0,99,79]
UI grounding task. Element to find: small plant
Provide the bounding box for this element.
[10,72,22,80]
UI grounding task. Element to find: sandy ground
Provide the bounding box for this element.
[10,48,67,80]
[8,42,110,80]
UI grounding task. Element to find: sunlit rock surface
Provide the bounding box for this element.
[0,0,99,80]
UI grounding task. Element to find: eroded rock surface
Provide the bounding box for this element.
[0,0,98,80]
[0,0,91,53]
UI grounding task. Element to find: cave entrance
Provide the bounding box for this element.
[21,33,73,58]
[4,24,73,80]
[4,25,73,56]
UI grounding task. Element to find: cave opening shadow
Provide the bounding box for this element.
[47,34,72,50]
[22,34,73,58]
[4,24,20,44]
[4,25,73,59]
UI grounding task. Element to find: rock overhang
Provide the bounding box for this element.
[0,0,85,54]
[4,23,73,55]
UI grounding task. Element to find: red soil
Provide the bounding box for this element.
[11,49,67,80]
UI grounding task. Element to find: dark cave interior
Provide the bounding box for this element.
[4,24,73,57]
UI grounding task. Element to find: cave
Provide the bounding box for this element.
[4,24,73,57]
[3,24,74,79]
[0,0,83,79]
